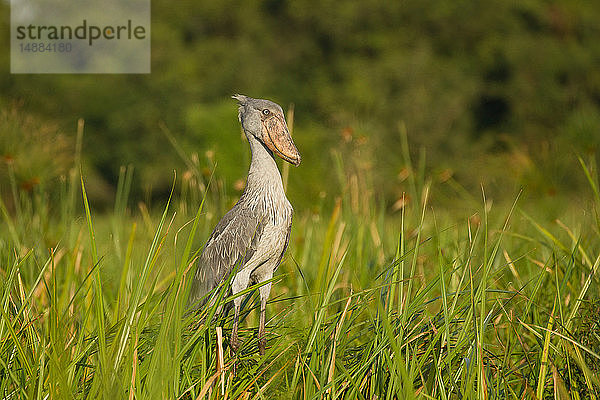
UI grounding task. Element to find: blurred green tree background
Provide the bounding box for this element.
[1,0,599,213]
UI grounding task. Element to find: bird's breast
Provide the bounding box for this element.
[241,192,292,274]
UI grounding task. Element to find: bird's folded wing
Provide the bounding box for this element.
[190,204,265,304]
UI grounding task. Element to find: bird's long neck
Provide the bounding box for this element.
[245,134,285,196]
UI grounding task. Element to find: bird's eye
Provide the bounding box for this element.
[262,109,270,116]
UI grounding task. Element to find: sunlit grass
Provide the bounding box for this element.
[1,139,600,398]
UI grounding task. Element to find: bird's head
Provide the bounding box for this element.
[232,94,301,166]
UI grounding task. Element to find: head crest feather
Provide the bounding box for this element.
[232,94,249,122]
[232,94,248,104]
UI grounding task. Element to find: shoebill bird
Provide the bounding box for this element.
[188,95,300,355]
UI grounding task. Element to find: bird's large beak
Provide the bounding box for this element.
[262,115,301,166]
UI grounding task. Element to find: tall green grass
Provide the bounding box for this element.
[1,135,599,398]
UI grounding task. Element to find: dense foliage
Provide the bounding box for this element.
[1,153,599,398]
[1,0,600,210]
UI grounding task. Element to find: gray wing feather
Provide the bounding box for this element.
[188,204,264,307]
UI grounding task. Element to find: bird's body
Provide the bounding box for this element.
[188,95,300,355]
[188,134,293,306]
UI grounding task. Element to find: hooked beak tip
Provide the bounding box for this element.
[262,115,301,166]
